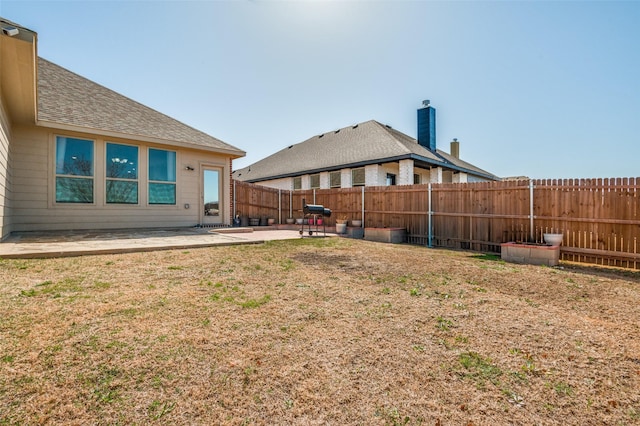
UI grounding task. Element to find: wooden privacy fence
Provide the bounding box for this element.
[233,178,640,270]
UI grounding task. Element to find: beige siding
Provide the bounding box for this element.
[10,125,234,232]
[380,163,400,185]
[0,97,12,239]
[414,166,430,184]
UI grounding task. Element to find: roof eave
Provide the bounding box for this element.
[235,155,410,183]
[412,154,498,180]
[238,153,498,183]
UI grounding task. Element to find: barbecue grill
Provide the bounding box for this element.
[300,198,331,237]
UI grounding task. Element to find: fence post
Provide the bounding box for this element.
[362,186,365,227]
[278,189,282,224]
[529,179,534,242]
[313,189,316,204]
[469,186,473,249]
[428,183,432,248]
[289,190,292,220]
[233,180,236,223]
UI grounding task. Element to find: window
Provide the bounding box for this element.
[310,174,320,189]
[148,148,176,204]
[414,174,421,184]
[330,171,341,188]
[293,177,302,190]
[351,168,365,187]
[55,136,94,203]
[386,173,396,186]
[203,169,220,217]
[106,143,138,204]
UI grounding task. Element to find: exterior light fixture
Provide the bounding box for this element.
[2,26,19,37]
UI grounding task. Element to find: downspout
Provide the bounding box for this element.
[278,189,282,225]
[529,179,534,242]
[233,180,236,224]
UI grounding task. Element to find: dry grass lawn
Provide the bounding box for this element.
[1,237,639,425]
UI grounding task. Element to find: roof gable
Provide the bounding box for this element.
[36,58,244,156]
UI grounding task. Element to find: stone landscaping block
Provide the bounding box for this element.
[501,242,559,266]
[364,228,407,244]
[344,227,364,239]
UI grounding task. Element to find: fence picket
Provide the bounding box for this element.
[233,178,640,269]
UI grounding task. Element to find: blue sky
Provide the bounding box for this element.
[2,0,639,179]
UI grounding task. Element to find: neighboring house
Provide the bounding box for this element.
[0,18,245,240]
[233,101,499,190]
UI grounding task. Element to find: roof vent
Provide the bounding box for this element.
[318,134,324,138]
[288,145,293,149]
[352,124,358,129]
[422,99,430,107]
[335,129,340,133]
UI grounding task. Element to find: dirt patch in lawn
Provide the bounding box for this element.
[1,238,639,425]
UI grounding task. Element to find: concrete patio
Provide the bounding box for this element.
[0,227,319,259]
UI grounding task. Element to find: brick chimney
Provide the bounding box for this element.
[417,100,436,151]
[450,138,460,159]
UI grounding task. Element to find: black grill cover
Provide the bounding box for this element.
[302,199,331,217]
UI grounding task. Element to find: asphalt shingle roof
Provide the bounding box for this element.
[37,58,244,156]
[234,120,496,181]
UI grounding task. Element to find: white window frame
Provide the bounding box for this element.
[105,142,139,205]
[329,171,341,188]
[293,176,302,190]
[309,173,320,189]
[351,168,365,187]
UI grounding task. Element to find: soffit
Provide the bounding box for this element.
[0,30,37,124]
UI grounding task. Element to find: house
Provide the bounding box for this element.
[233,101,499,190]
[0,18,245,240]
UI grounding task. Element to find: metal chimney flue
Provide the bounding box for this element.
[451,138,460,159]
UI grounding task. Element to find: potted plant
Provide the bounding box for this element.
[335,216,348,234]
[285,217,295,224]
[267,217,275,226]
[543,232,563,246]
[350,219,362,227]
